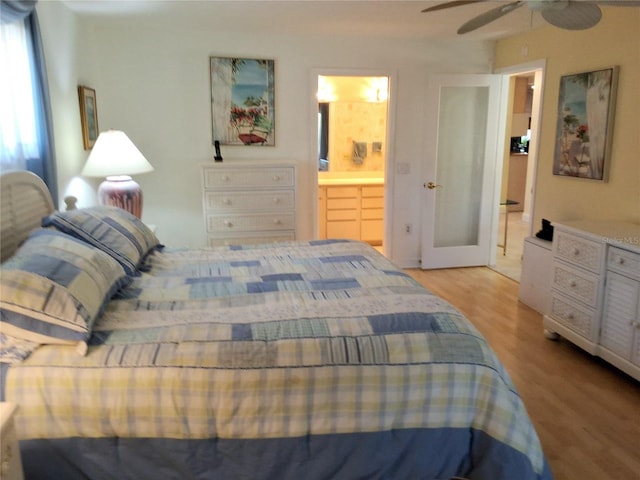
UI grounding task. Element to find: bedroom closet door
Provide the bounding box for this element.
[421,74,504,269]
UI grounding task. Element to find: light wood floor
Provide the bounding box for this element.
[406,267,640,480]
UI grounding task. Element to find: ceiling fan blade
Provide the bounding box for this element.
[593,0,640,6]
[542,2,602,30]
[421,1,487,13]
[457,1,524,34]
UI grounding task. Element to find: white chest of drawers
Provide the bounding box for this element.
[201,162,296,246]
[543,220,640,380]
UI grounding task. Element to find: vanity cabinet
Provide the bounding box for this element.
[543,220,640,380]
[202,162,296,246]
[318,182,384,245]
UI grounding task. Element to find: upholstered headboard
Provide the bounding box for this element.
[1,170,55,262]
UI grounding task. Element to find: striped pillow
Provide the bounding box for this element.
[0,229,130,354]
[42,206,162,276]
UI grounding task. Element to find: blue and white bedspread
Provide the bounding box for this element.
[3,240,552,479]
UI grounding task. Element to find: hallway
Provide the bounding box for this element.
[491,211,529,282]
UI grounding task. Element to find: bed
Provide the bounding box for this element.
[0,170,552,480]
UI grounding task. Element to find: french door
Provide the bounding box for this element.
[421,74,504,269]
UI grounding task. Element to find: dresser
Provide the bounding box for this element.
[543,220,640,380]
[201,162,296,246]
[599,243,640,380]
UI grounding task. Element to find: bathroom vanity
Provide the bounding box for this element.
[318,177,384,245]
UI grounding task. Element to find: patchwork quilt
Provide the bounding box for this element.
[2,240,552,479]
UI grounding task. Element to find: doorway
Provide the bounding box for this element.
[419,63,544,271]
[315,73,392,255]
[491,63,545,282]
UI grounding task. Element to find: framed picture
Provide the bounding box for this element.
[210,57,275,146]
[552,66,618,181]
[78,86,99,150]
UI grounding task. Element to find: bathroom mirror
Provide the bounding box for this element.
[316,75,389,173]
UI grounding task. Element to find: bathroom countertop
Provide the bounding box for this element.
[318,177,385,186]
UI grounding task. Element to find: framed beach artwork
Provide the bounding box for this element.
[210,57,275,146]
[552,66,618,181]
[78,86,99,150]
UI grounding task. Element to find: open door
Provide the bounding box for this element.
[421,74,504,269]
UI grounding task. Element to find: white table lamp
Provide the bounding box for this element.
[81,130,153,218]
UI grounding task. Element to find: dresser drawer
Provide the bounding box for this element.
[207,231,295,247]
[361,197,383,209]
[203,166,294,189]
[554,230,603,273]
[362,185,384,197]
[551,261,600,307]
[327,198,359,210]
[550,294,597,340]
[327,209,358,221]
[204,190,294,212]
[326,186,358,198]
[207,213,295,232]
[361,208,383,220]
[607,246,640,280]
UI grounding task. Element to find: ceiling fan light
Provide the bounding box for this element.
[541,3,602,30]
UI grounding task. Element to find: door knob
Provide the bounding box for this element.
[424,182,442,190]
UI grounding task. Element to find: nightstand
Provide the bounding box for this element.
[0,403,24,480]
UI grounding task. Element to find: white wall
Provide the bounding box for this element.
[36,1,108,208]
[37,1,495,267]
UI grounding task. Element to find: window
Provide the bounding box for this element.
[0,5,57,203]
[0,19,39,169]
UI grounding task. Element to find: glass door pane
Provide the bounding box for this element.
[434,86,489,248]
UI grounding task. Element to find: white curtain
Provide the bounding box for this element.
[0,0,58,203]
[0,18,39,171]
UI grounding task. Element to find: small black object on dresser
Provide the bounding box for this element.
[535,218,554,241]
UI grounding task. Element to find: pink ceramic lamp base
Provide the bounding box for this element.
[98,175,143,218]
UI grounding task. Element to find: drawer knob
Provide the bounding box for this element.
[273,197,281,204]
[222,175,230,182]
[274,219,282,225]
[223,198,231,205]
[224,220,233,228]
[566,313,574,320]
[617,257,625,265]
[573,248,580,256]
[273,175,281,181]
[569,280,577,288]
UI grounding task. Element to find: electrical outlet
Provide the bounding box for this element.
[405,223,412,234]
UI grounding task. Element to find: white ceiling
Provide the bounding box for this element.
[60,0,550,41]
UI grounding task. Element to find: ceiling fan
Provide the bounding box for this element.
[422,0,640,34]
